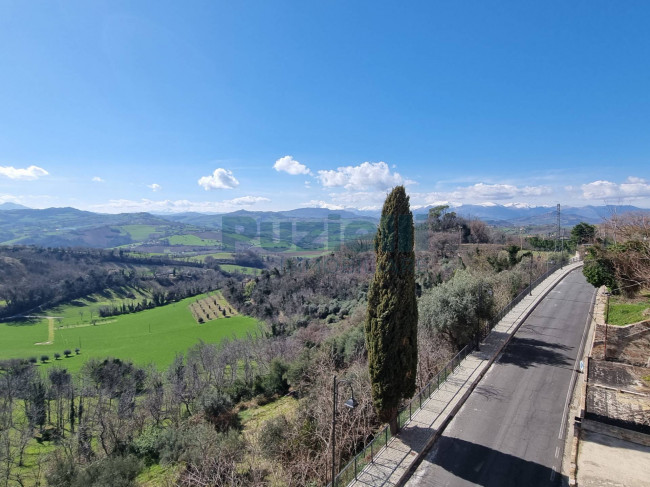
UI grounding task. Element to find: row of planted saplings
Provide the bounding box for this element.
[26,348,82,364]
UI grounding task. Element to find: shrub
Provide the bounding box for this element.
[40,355,49,363]
[419,270,494,350]
[29,357,38,364]
[265,358,290,396]
[71,454,142,487]
[63,349,72,358]
[258,415,290,460]
[583,247,617,290]
[130,426,164,465]
[45,449,77,487]
[197,389,239,432]
[75,348,80,355]
[54,353,61,360]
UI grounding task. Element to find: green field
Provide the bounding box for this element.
[608,292,650,326]
[116,224,162,241]
[37,287,152,327]
[165,234,220,246]
[0,294,259,372]
[188,252,236,262]
[220,264,262,275]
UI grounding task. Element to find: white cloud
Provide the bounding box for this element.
[581,177,650,200]
[148,183,162,192]
[273,155,312,175]
[89,195,270,214]
[228,196,270,206]
[417,183,552,206]
[452,183,552,200]
[327,190,388,210]
[92,176,104,183]
[317,162,404,190]
[198,168,239,190]
[302,200,345,210]
[0,165,49,181]
[0,194,20,203]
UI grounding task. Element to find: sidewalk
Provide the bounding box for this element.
[347,261,584,487]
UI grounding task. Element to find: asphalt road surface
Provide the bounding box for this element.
[406,269,596,487]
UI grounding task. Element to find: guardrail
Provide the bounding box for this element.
[330,261,574,487]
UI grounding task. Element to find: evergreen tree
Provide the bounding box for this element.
[365,186,418,434]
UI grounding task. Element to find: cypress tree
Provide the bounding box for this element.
[365,185,418,434]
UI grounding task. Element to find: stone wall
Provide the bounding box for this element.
[590,289,650,367]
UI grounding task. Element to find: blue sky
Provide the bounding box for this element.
[1,0,649,213]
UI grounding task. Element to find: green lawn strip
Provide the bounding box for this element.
[187,252,236,262]
[220,264,262,275]
[607,295,650,326]
[1,295,259,372]
[166,234,220,246]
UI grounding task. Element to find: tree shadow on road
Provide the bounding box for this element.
[422,436,565,487]
[498,337,573,369]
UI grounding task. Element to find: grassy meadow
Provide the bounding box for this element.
[607,291,650,326]
[220,263,262,275]
[0,294,259,373]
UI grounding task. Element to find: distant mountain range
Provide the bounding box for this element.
[335,203,649,226]
[0,202,30,211]
[0,204,648,248]
[421,204,649,226]
[162,207,376,227]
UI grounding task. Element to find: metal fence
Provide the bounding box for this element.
[330,261,569,487]
[481,263,562,340]
[331,343,472,487]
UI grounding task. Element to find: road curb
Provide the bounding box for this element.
[567,285,605,487]
[396,263,584,486]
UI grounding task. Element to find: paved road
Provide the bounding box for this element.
[406,270,596,487]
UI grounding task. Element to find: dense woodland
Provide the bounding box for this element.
[0,213,579,486]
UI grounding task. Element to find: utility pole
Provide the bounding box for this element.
[529,253,533,295]
[555,204,561,253]
[330,376,357,486]
[476,283,482,351]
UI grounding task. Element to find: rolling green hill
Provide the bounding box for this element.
[0,207,379,253]
[0,293,259,372]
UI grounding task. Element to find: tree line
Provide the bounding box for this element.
[0,247,230,319]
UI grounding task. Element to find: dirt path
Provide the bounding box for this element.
[34,316,58,345]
